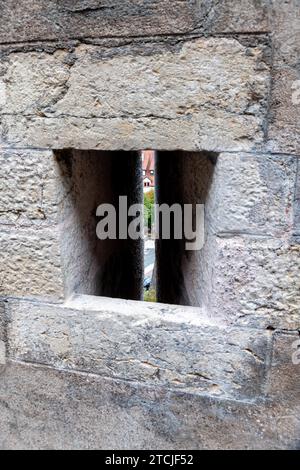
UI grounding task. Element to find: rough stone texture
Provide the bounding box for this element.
[267,1,300,154]
[0,148,144,301]
[0,227,64,300]
[295,200,300,235]
[58,149,144,300]
[200,236,300,330]
[295,158,300,235]
[208,0,270,34]
[171,152,299,326]
[0,361,299,450]
[206,153,297,237]
[0,0,199,43]
[267,331,300,401]
[164,151,297,239]
[271,0,300,68]
[0,38,270,151]
[0,0,271,45]
[155,151,298,313]
[0,302,6,369]
[6,296,271,401]
[0,149,65,226]
[267,67,300,155]
[0,0,299,451]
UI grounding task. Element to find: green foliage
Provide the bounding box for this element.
[144,289,157,303]
[144,189,155,230]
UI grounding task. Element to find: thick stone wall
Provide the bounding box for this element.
[0,0,299,449]
[0,37,270,151]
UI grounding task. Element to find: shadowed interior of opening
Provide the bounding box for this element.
[53,149,218,307]
[54,149,143,301]
[156,151,218,307]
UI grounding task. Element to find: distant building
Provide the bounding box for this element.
[141,150,155,192]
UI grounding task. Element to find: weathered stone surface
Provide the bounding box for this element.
[155,151,298,309]
[0,38,270,151]
[0,0,298,451]
[267,331,300,402]
[205,153,296,237]
[0,149,66,226]
[295,200,300,235]
[265,0,300,155]
[6,296,271,400]
[0,340,5,368]
[0,0,199,44]
[208,0,270,34]
[271,0,300,67]
[0,361,299,450]
[0,302,4,340]
[267,1,299,151]
[267,67,300,155]
[200,236,300,329]
[0,0,272,46]
[295,158,300,235]
[0,228,64,300]
[0,302,5,368]
[56,149,144,300]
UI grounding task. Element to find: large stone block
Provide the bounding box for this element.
[266,0,300,155]
[208,0,270,34]
[295,158,300,235]
[0,38,270,151]
[0,149,66,226]
[200,236,300,329]
[0,0,271,45]
[0,0,199,44]
[0,227,64,300]
[0,361,299,449]
[0,302,6,369]
[0,301,5,340]
[267,67,300,155]
[295,200,300,235]
[6,296,271,400]
[267,331,300,403]
[271,0,300,68]
[206,153,297,237]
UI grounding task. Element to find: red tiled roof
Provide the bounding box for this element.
[142,150,155,172]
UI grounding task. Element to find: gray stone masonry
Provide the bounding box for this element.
[0,0,299,449]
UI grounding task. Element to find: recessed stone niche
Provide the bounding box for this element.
[54,149,219,308]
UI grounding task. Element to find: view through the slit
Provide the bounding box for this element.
[141,150,157,302]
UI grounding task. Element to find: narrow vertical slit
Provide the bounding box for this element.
[141,150,157,302]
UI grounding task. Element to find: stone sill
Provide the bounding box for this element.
[3,294,273,402]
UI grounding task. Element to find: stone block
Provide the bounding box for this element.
[267,331,300,403]
[206,153,297,237]
[0,302,6,369]
[295,158,300,235]
[6,296,271,400]
[267,67,300,155]
[0,228,64,300]
[0,38,270,151]
[0,0,199,44]
[271,0,300,68]
[0,149,67,226]
[200,236,300,329]
[208,0,270,34]
[0,1,272,45]
[0,361,299,449]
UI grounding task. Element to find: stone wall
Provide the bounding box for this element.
[0,0,299,449]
